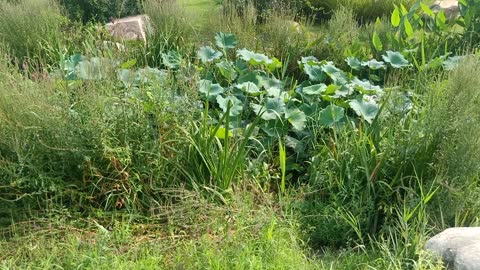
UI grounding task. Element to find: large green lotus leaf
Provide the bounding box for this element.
[319,104,345,127]
[261,120,286,137]
[267,87,281,98]
[198,46,223,63]
[266,57,282,71]
[118,69,135,87]
[346,57,362,70]
[302,84,327,95]
[215,32,238,49]
[322,62,348,85]
[300,56,318,65]
[286,108,307,131]
[351,78,383,95]
[236,48,272,65]
[332,84,354,98]
[217,95,243,116]
[361,59,386,70]
[382,51,410,68]
[162,50,181,69]
[304,64,325,82]
[251,97,285,120]
[235,81,261,94]
[259,76,283,90]
[347,98,379,123]
[216,60,237,81]
[237,71,263,85]
[199,80,225,98]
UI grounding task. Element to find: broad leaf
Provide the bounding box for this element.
[361,59,386,69]
[217,95,243,116]
[304,64,325,82]
[346,57,362,70]
[352,78,383,95]
[391,6,401,27]
[382,51,410,68]
[286,108,307,131]
[215,32,238,49]
[197,46,223,63]
[251,97,285,120]
[236,48,272,65]
[322,62,348,85]
[216,60,237,81]
[162,50,181,69]
[404,18,414,37]
[319,104,345,127]
[199,80,224,98]
[302,84,327,95]
[348,98,379,123]
[235,81,261,94]
[372,31,383,52]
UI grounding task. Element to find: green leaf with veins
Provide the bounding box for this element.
[286,108,307,131]
[361,59,386,69]
[251,97,286,120]
[304,64,325,82]
[346,57,362,70]
[302,84,327,95]
[236,81,261,94]
[198,46,223,63]
[215,32,238,49]
[319,104,345,127]
[236,48,272,65]
[382,51,410,68]
[348,98,379,123]
[199,80,225,98]
[322,62,348,85]
[217,95,243,116]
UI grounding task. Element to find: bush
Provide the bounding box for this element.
[307,0,416,22]
[59,0,141,23]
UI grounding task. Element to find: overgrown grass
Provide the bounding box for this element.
[1,0,480,269]
[0,0,67,67]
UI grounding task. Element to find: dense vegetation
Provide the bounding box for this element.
[1,0,479,269]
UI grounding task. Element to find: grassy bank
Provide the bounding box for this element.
[1,0,480,269]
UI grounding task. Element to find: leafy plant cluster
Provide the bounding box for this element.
[195,33,411,166]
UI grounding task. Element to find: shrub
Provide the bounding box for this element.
[59,0,141,23]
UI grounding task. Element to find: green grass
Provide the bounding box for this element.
[1,0,480,269]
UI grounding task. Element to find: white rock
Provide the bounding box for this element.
[425,227,480,270]
[430,0,460,20]
[105,15,152,43]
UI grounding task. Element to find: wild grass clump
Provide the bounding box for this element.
[424,56,480,227]
[142,0,198,67]
[0,50,196,215]
[0,0,67,67]
[308,0,416,22]
[0,189,317,269]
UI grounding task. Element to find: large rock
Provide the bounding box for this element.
[430,0,460,20]
[105,15,152,43]
[425,227,480,270]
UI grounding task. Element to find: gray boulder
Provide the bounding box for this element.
[105,15,152,43]
[425,227,480,270]
[430,0,460,20]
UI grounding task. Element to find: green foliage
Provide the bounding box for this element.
[59,0,141,23]
[0,0,67,65]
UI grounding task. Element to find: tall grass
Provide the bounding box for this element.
[0,0,67,67]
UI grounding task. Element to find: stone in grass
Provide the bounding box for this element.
[105,15,152,43]
[425,227,480,270]
[430,0,460,20]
